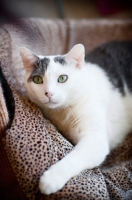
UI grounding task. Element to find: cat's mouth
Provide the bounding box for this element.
[45,101,56,105]
[45,100,58,107]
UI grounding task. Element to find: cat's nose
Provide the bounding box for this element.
[45,92,53,98]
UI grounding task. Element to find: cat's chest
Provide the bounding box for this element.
[42,106,80,144]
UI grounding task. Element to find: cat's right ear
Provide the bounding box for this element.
[65,44,85,69]
[20,47,38,72]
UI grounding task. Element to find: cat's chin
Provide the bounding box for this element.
[44,102,61,109]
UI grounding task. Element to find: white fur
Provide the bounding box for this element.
[20,44,132,195]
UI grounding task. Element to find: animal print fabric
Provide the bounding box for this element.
[3,89,132,200]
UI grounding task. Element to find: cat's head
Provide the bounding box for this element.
[20,44,85,109]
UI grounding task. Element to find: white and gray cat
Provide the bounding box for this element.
[20,41,132,195]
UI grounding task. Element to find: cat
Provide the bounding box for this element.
[20,41,132,195]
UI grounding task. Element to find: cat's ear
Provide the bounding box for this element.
[20,47,38,72]
[65,44,85,69]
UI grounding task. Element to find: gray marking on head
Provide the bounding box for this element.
[40,57,50,71]
[28,57,50,82]
[34,57,50,74]
[54,56,66,65]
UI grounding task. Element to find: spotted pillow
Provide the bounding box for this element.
[3,89,132,200]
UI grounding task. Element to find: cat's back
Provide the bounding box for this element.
[85,41,132,149]
[85,41,132,95]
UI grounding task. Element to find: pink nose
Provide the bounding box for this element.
[45,92,53,98]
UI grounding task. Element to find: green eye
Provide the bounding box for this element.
[33,76,43,84]
[58,75,68,83]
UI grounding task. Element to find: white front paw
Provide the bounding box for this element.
[39,166,66,195]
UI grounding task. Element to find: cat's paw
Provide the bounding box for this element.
[39,166,66,195]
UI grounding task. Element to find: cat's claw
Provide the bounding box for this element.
[39,167,66,195]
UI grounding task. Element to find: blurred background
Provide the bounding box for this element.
[0,0,132,24]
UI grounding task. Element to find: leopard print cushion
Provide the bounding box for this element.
[3,90,132,200]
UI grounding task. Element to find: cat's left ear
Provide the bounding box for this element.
[65,44,85,69]
[20,47,38,72]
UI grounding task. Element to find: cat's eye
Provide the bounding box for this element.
[58,75,68,83]
[33,76,43,84]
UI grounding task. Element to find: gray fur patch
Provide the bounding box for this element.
[54,56,66,65]
[28,57,50,81]
[39,57,50,72]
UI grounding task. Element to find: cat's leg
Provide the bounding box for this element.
[39,111,109,195]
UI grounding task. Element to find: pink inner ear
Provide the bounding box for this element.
[24,55,37,67]
[76,54,85,69]
[20,48,38,72]
[23,56,37,72]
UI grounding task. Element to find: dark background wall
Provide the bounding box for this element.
[0,0,132,24]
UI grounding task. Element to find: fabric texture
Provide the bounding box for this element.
[0,18,132,199]
[0,69,27,200]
